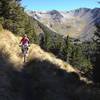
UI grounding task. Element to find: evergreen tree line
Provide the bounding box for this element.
[92,24,100,82]
[39,32,97,79]
[39,25,100,81]
[0,0,38,43]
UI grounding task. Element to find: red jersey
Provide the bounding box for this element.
[20,37,29,45]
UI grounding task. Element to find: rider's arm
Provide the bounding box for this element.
[20,38,24,44]
[27,38,30,44]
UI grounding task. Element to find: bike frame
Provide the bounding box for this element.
[22,45,28,63]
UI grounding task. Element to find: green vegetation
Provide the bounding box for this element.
[92,24,100,82]
[37,23,100,80]
[61,39,94,77]
[40,34,94,78]
[0,0,38,43]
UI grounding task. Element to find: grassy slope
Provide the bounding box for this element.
[0,30,23,68]
[0,30,100,100]
[0,30,76,72]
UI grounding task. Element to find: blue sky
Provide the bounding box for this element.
[21,0,100,11]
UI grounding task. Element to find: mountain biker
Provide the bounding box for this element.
[20,34,30,53]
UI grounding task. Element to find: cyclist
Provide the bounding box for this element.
[20,34,30,54]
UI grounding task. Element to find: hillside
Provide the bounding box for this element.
[0,30,76,72]
[28,8,100,41]
[0,0,100,99]
[0,29,100,100]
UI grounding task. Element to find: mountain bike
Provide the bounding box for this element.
[19,44,29,63]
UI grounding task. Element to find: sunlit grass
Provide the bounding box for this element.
[0,30,76,73]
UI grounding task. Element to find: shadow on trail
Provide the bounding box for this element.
[0,52,100,100]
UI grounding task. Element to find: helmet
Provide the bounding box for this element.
[23,34,27,37]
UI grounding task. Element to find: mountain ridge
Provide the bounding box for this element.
[28,8,100,41]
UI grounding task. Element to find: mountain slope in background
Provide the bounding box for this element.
[28,8,100,41]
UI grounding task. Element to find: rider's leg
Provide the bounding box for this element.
[21,47,24,53]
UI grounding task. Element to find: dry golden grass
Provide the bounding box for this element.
[29,44,76,72]
[0,30,23,69]
[0,30,76,73]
